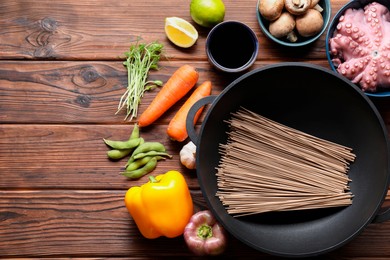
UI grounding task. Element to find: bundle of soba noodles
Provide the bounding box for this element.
[216,107,356,217]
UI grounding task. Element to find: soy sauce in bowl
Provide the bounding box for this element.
[206,21,259,73]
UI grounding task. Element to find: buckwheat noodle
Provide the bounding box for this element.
[216,107,356,217]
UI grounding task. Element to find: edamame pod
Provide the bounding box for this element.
[133,151,172,160]
[103,137,141,150]
[125,137,146,167]
[122,157,158,179]
[126,141,166,166]
[107,149,132,160]
[132,141,166,155]
[129,124,140,140]
[126,156,164,171]
[138,137,145,146]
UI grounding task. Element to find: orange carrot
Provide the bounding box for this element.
[167,81,212,142]
[138,65,199,127]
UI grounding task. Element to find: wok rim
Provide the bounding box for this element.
[195,62,390,257]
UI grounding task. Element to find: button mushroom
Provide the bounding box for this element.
[310,0,323,12]
[285,0,312,15]
[269,12,298,42]
[296,9,324,37]
[259,0,285,21]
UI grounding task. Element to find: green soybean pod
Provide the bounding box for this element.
[126,156,164,171]
[125,137,144,167]
[122,157,158,179]
[138,137,145,146]
[129,124,140,140]
[133,151,172,160]
[107,149,132,160]
[132,141,166,155]
[103,137,141,150]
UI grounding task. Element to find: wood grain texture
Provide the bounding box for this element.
[0,124,200,189]
[0,190,389,258]
[0,0,345,61]
[0,190,208,257]
[0,60,334,124]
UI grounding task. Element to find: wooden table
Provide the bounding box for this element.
[1,0,390,258]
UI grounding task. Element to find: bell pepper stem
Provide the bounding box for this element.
[149,176,158,183]
[197,224,213,239]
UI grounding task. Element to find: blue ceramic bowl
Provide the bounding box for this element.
[257,0,331,47]
[326,0,390,97]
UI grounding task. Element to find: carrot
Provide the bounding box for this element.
[167,81,212,142]
[138,65,199,127]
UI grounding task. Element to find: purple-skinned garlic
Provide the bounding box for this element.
[329,2,390,92]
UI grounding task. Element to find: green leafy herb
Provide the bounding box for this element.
[116,40,164,121]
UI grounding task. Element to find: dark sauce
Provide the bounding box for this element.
[208,23,256,69]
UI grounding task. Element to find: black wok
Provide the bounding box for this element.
[186,63,390,257]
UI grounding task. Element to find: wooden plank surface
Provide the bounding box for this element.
[0,60,335,124]
[1,0,390,258]
[1,190,390,258]
[0,0,345,61]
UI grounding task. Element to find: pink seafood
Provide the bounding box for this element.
[329,2,390,92]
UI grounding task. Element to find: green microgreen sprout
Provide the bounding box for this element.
[116,40,164,121]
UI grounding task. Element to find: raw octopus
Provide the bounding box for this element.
[329,2,390,92]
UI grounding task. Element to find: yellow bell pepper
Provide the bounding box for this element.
[124,170,193,239]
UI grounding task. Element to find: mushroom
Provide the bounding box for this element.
[285,0,312,15]
[269,12,298,42]
[310,0,323,12]
[259,0,285,21]
[295,9,323,37]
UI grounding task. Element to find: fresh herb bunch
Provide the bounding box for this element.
[116,41,164,121]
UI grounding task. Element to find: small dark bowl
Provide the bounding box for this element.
[325,0,390,97]
[206,20,259,73]
[257,0,331,47]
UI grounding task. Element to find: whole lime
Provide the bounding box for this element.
[190,0,225,28]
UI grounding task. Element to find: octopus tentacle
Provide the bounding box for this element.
[329,2,390,92]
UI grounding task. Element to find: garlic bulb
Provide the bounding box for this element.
[180,141,197,170]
